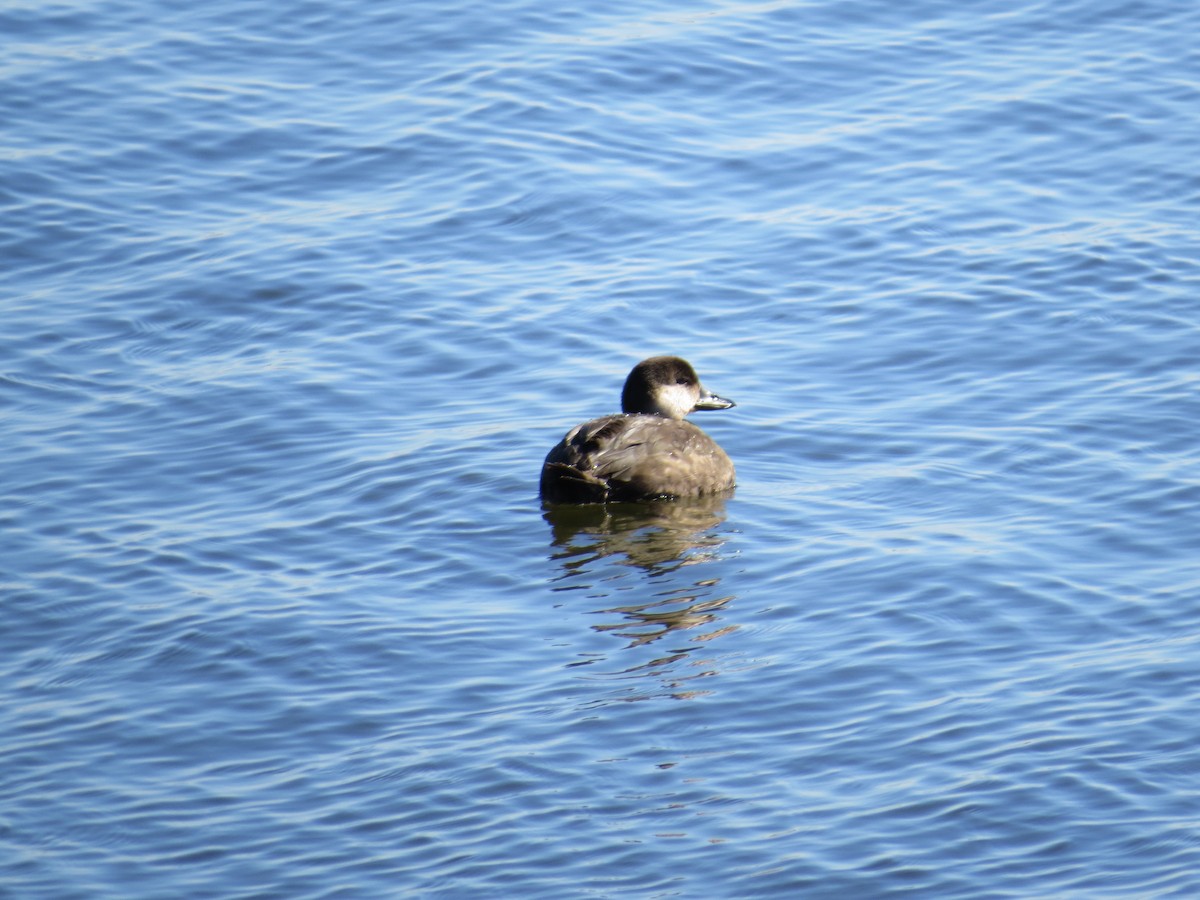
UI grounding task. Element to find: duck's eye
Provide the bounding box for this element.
[676,377,691,386]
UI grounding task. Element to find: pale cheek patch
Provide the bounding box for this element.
[658,383,695,418]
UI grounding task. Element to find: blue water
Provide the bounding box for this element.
[4,0,1200,896]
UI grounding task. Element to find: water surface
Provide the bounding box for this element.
[4,0,1200,896]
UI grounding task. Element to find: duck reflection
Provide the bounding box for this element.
[544,494,730,574]
[543,495,739,698]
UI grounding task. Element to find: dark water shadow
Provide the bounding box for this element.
[544,494,731,574]
[542,495,740,700]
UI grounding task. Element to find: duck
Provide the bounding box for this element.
[540,356,736,504]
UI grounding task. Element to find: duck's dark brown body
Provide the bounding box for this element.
[540,414,736,504]
[540,357,737,505]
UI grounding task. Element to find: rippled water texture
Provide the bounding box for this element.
[4,0,1200,896]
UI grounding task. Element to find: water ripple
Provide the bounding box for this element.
[4,0,1200,895]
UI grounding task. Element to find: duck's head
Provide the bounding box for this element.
[620,356,736,419]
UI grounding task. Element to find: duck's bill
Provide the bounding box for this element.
[693,390,736,411]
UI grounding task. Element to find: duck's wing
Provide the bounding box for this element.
[540,415,628,503]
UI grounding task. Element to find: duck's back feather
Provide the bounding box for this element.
[540,414,735,503]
